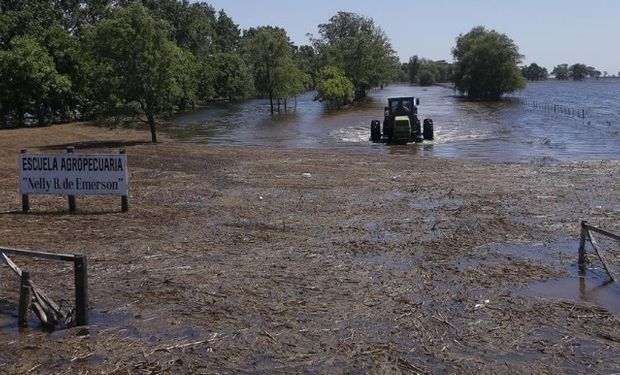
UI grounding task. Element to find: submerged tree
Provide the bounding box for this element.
[85,3,197,142]
[452,26,525,100]
[314,66,354,108]
[551,64,569,80]
[569,63,588,81]
[521,63,548,81]
[244,26,296,114]
[407,55,420,84]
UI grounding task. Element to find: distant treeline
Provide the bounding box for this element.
[0,1,401,141]
[398,59,614,85]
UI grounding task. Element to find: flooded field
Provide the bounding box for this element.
[169,80,620,162]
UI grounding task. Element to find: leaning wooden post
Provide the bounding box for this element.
[66,146,76,212]
[20,149,30,213]
[18,271,31,327]
[74,255,89,326]
[578,221,587,272]
[120,149,128,212]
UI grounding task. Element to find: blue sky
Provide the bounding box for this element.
[203,0,619,74]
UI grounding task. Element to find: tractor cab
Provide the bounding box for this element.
[387,97,419,117]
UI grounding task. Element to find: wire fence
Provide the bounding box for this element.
[509,97,586,119]
[512,97,586,119]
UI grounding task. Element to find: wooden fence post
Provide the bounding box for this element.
[20,149,30,213]
[67,146,76,212]
[120,149,128,212]
[18,271,31,327]
[74,255,89,326]
[578,221,587,271]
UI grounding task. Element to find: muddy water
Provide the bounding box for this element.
[169,80,620,162]
[525,274,620,314]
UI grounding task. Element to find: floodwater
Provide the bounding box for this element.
[525,273,620,314]
[493,237,620,314]
[169,80,620,162]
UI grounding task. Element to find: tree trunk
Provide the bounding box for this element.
[17,107,24,128]
[269,92,274,115]
[277,98,280,113]
[147,114,157,143]
[284,99,287,112]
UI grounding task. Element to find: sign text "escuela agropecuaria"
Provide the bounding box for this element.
[18,154,128,196]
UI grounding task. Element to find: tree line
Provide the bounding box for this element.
[0,2,400,141]
[520,62,612,81]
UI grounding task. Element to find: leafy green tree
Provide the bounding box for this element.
[407,55,420,84]
[314,12,398,99]
[452,26,526,100]
[273,59,308,105]
[585,65,601,79]
[0,36,71,127]
[215,10,240,53]
[212,52,254,100]
[569,63,588,80]
[294,45,319,88]
[134,0,217,58]
[417,64,438,86]
[551,64,569,80]
[244,26,295,114]
[85,3,197,142]
[314,66,354,108]
[521,63,548,81]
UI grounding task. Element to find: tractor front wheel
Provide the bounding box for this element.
[423,119,434,141]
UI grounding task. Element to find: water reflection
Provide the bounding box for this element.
[526,272,620,314]
[168,82,620,162]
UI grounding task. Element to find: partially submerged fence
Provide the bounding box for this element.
[0,247,88,329]
[512,97,586,119]
[578,221,618,282]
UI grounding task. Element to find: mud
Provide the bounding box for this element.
[0,123,618,374]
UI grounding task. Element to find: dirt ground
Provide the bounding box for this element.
[0,123,618,374]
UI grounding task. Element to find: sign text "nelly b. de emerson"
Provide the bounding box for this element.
[18,154,128,195]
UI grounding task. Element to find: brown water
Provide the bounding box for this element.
[169,80,620,162]
[525,274,620,314]
[497,238,620,314]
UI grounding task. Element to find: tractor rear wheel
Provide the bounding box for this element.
[423,119,434,141]
[370,120,381,142]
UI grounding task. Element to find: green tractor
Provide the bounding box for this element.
[370,97,434,144]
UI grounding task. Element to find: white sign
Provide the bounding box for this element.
[18,153,128,196]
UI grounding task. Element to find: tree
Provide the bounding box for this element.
[314,66,354,108]
[452,26,526,100]
[273,59,308,108]
[244,26,295,114]
[215,10,240,53]
[521,63,548,81]
[585,65,601,79]
[314,12,398,99]
[294,44,319,88]
[135,0,217,58]
[407,55,420,84]
[569,63,588,80]
[552,64,569,80]
[417,64,437,86]
[212,52,254,100]
[0,36,70,127]
[85,3,197,142]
